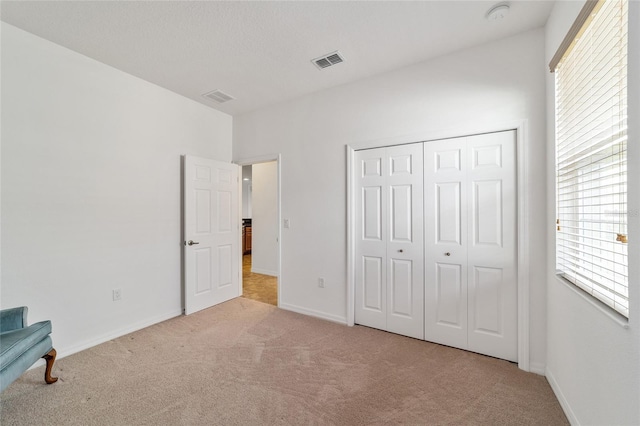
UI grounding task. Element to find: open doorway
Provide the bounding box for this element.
[240,160,279,306]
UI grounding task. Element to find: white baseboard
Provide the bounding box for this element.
[250,267,277,276]
[546,367,579,425]
[279,303,347,325]
[529,361,546,375]
[59,309,182,360]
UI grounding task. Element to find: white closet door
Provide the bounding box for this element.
[386,144,424,339]
[467,131,517,361]
[355,148,388,331]
[424,137,469,349]
[424,131,517,362]
[355,144,424,339]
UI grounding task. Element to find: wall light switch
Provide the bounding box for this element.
[284,219,290,229]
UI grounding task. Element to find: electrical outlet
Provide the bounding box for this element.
[112,288,122,301]
[318,278,325,288]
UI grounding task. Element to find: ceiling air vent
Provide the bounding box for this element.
[202,89,234,104]
[312,51,345,70]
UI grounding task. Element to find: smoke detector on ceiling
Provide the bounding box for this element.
[486,3,510,20]
[312,51,345,70]
[202,89,235,104]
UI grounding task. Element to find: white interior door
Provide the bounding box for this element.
[424,131,517,362]
[355,143,424,339]
[184,155,240,315]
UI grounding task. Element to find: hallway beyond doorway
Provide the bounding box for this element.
[242,255,277,306]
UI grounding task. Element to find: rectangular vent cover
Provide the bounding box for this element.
[202,89,234,103]
[312,51,345,70]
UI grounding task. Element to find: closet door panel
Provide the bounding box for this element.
[363,256,384,312]
[435,262,465,328]
[467,131,517,362]
[386,144,424,339]
[424,137,468,349]
[355,148,388,331]
[356,143,424,339]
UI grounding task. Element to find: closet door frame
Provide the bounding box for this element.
[347,120,530,372]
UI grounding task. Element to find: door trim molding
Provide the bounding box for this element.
[235,154,282,307]
[515,122,530,372]
[346,120,531,372]
[347,146,356,328]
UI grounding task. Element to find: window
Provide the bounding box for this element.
[552,0,629,317]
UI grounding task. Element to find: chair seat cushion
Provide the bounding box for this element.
[0,321,52,371]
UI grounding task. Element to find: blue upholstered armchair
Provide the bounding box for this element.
[0,307,58,393]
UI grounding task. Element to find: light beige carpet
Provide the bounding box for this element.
[0,298,568,425]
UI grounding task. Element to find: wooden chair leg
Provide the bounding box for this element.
[42,348,58,384]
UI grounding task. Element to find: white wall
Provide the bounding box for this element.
[233,29,548,366]
[251,161,278,276]
[1,24,233,357]
[544,2,640,425]
[242,165,252,218]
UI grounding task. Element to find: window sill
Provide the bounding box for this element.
[554,275,630,329]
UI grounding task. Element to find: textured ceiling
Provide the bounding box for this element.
[0,1,555,116]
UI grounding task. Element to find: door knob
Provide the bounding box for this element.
[445,252,451,256]
[187,240,200,246]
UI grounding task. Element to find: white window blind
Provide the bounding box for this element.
[554,0,628,317]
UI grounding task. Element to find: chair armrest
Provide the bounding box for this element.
[0,306,28,332]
